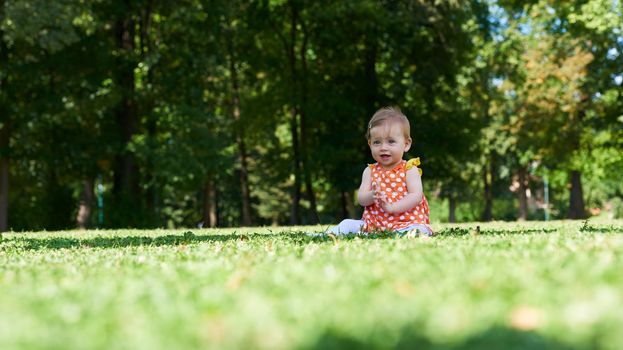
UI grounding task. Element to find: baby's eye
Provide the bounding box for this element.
[373,140,381,145]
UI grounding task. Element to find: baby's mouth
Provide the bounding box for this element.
[380,154,391,160]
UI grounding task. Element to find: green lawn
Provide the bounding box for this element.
[1,221,622,349]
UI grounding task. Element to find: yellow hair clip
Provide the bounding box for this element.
[405,158,422,175]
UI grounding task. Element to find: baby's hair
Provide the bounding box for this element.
[365,106,411,140]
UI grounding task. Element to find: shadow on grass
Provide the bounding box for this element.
[4,232,287,251]
[7,223,620,251]
[3,229,427,251]
[307,325,579,350]
[439,222,623,236]
[437,227,561,236]
[4,230,393,251]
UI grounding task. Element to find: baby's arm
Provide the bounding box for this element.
[357,167,375,207]
[382,167,424,214]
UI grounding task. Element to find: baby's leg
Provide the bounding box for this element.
[397,223,433,237]
[328,219,364,235]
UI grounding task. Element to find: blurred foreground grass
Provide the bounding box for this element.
[1,220,622,349]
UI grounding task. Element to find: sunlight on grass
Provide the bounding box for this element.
[1,220,622,349]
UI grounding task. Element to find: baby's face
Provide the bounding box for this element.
[368,122,411,169]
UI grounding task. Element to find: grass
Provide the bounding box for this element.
[1,220,622,349]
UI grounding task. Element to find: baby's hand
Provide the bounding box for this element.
[378,198,393,214]
[372,183,392,211]
[372,182,384,204]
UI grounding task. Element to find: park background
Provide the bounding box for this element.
[0,0,622,232]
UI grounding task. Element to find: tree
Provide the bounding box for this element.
[1,0,100,230]
[494,1,603,220]
[0,0,9,232]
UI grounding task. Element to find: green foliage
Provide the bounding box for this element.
[0,0,621,230]
[1,221,623,349]
[609,197,623,219]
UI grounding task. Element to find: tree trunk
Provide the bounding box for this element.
[479,72,493,222]
[568,105,586,220]
[298,16,319,224]
[287,0,301,225]
[362,36,378,159]
[227,30,252,227]
[234,103,252,226]
[448,193,456,223]
[290,107,302,225]
[517,166,528,221]
[113,9,139,203]
[138,0,153,58]
[481,158,493,221]
[213,183,220,227]
[76,178,95,229]
[339,191,347,220]
[0,0,9,232]
[304,177,318,223]
[568,170,586,219]
[202,176,217,228]
[140,1,157,222]
[340,190,357,221]
[227,28,252,226]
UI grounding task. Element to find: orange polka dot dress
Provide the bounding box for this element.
[362,158,431,233]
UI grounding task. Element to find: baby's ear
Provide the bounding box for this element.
[404,137,412,152]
